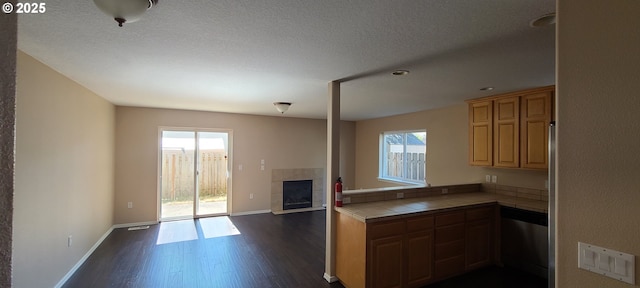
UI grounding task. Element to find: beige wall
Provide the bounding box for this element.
[355,102,546,190]
[557,0,640,287]
[114,106,355,224]
[13,51,115,288]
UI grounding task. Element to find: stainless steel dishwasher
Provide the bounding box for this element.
[501,206,549,279]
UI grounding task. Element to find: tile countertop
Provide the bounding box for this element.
[334,192,548,223]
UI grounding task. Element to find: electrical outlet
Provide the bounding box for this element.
[343,197,351,204]
[68,235,73,247]
[485,175,491,182]
[396,192,404,199]
[249,193,254,199]
[442,188,448,194]
[127,202,133,209]
[491,175,497,183]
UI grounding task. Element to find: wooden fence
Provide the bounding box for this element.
[386,152,425,182]
[161,149,228,201]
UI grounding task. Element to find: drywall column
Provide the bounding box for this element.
[324,81,340,283]
[557,0,640,287]
[0,3,17,287]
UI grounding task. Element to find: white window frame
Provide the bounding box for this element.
[378,130,426,185]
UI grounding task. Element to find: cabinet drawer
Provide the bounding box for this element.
[435,223,465,244]
[369,220,405,240]
[435,211,465,227]
[407,216,434,233]
[466,206,494,221]
[435,240,465,260]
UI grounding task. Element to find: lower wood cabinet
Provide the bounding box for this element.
[370,235,404,288]
[465,205,496,270]
[434,211,466,280]
[336,204,497,288]
[406,230,434,287]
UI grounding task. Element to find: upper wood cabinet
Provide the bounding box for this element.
[520,92,552,169]
[468,101,493,166]
[494,97,520,168]
[467,86,554,169]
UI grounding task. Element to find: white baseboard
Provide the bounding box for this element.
[54,226,114,288]
[230,209,271,216]
[112,221,159,229]
[323,273,339,283]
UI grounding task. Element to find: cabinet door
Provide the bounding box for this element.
[370,236,404,288]
[521,92,552,169]
[469,101,493,166]
[465,219,492,270]
[406,230,434,288]
[494,97,520,168]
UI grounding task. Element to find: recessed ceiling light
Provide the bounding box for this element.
[392,70,410,76]
[530,13,556,28]
[480,87,494,91]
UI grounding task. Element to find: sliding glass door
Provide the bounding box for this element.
[160,129,231,220]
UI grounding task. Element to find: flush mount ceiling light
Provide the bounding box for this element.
[480,86,495,91]
[273,102,292,114]
[392,70,410,76]
[93,0,158,27]
[530,13,556,28]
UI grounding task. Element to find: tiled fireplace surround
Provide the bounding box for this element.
[271,168,325,215]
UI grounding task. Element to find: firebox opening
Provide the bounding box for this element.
[283,180,312,210]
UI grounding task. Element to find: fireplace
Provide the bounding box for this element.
[283,180,313,210]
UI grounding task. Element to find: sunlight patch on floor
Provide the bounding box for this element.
[200,216,241,239]
[156,220,198,245]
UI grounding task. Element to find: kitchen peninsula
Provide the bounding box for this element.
[334,183,547,288]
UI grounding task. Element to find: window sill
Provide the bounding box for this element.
[377,177,426,186]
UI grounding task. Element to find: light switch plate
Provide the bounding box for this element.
[485,175,491,182]
[491,175,497,183]
[578,242,635,284]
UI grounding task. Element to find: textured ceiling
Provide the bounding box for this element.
[17,0,556,120]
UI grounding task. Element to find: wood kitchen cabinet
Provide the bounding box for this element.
[465,206,496,270]
[336,204,497,288]
[369,220,405,288]
[520,92,552,169]
[434,211,466,280]
[467,86,554,169]
[336,214,435,288]
[406,216,435,287]
[494,97,520,168]
[468,100,493,166]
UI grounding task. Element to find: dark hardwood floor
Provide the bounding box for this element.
[425,265,547,288]
[64,210,546,288]
[64,211,345,288]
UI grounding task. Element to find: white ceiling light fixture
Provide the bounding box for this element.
[392,70,410,76]
[530,13,556,28]
[93,0,159,27]
[273,102,292,114]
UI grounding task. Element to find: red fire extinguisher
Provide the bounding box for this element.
[335,177,343,207]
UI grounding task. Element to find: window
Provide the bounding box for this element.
[380,130,426,184]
